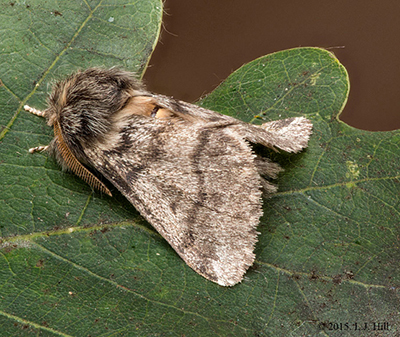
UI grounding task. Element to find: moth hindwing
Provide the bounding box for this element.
[26,68,312,286]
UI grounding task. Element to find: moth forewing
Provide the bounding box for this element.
[26,68,312,286]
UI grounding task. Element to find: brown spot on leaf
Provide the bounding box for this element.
[332,274,342,284]
[309,270,318,280]
[291,273,301,280]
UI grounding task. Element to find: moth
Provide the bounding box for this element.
[25,68,312,286]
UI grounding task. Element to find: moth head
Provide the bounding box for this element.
[45,68,147,147]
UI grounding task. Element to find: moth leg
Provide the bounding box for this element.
[24,105,49,154]
[29,145,49,154]
[24,104,46,117]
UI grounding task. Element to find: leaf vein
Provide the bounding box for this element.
[0,309,73,337]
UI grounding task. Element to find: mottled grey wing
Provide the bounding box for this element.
[86,118,263,286]
[155,96,313,153]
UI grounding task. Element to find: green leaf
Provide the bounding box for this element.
[1,2,399,336]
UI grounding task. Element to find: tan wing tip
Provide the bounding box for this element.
[185,254,254,287]
[206,250,256,287]
[215,263,255,287]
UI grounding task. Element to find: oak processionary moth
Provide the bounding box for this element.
[26,68,312,286]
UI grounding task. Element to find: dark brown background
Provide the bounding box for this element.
[143,0,400,131]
